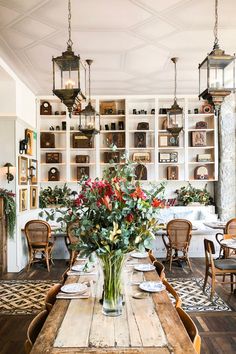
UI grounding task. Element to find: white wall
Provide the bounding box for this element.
[0,58,37,272]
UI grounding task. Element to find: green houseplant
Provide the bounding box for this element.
[39,184,77,208]
[175,183,213,206]
[0,189,16,238]
[55,161,165,316]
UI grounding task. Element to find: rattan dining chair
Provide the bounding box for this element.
[203,238,236,299]
[216,218,236,258]
[66,220,80,269]
[148,249,156,263]
[44,283,62,312]
[24,309,48,354]
[162,219,192,271]
[176,307,201,354]
[24,220,54,272]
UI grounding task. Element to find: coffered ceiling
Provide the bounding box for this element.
[0,0,236,95]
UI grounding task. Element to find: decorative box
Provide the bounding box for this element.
[137,122,149,130]
[167,166,179,180]
[134,132,146,148]
[135,164,147,180]
[46,153,62,163]
[106,132,125,148]
[77,167,89,180]
[40,133,55,148]
[75,155,90,163]
[72,133,92,148]
[132,152,151,163]
[104,152,120,163]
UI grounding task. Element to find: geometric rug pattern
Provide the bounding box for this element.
[168,278,231,312]
[0,280,57,314]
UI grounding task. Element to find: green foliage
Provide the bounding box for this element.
[175,183,213,206]
[0,189,16,238]
[52,161,165,257]
[39,184,77,208]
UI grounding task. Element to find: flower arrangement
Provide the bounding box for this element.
[57,161,165,257]
[56,161,165,316]
[175,183,213,206]
[0,188,16,238]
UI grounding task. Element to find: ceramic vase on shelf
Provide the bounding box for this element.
[99,252,124,317]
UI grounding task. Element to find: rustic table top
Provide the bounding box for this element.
[31,256,196,354]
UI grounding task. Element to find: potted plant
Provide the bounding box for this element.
[175,183,213,206]
[39,184,77,208]
[0,189,16,238]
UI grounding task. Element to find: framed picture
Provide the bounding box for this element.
[192,131,207,147]
[19,188,28,212]
[29,159,38,185]
[25,129,34,156]
[159,135,168,147]
[18,156,28,185]
[30,186,38,209]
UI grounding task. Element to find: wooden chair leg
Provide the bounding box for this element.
[230,273,234,293]
[169,251,173,272]
[45,253,50,272]
[186,254,193,272]
[203,269,208,293]
[210,275,215,300]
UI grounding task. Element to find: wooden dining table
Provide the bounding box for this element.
[31,256,196,354]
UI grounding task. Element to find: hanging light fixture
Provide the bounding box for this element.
[52,0,86,117]
[77,59,100,137]
[167,57,183,138]
[198,0,235,111]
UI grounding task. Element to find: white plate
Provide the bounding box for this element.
[131,252,147,259]
[61,283,87,294]
[71,264,94,273]
[139,281,166,293]
[134,264,155,272]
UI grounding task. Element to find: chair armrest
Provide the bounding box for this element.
[216,232,223,245]
[161,233,169,248]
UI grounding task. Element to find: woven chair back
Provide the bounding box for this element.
[167,219,192,249]
[25,220,51,245]
[226,218,236,235]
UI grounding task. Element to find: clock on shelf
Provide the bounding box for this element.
[40,101,52,115]
[48,167,60,181]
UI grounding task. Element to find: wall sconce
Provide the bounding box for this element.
[19,138,28,154]
[4,163,14,183]
[28,165,36,181]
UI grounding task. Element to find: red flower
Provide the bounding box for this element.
[126,213,134,222]
[152,198,162,208]
[101,195,112,211]
[130,186,147,200]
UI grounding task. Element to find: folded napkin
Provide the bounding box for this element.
[56,290,90,299]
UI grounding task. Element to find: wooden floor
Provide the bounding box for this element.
[0,258,236,354]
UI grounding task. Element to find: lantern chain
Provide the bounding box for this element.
[67,0,73,49]
[213,0,219,49]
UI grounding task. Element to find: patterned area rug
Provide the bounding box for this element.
[168,278,231,312]
[0,280,57,314]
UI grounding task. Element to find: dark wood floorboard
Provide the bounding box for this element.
[0,258,236,354]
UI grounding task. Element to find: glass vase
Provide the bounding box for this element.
[99,253,124,317]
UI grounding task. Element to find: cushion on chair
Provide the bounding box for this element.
[214,259,236,270]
